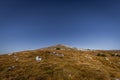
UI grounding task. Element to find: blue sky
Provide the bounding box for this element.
[0,0,120,53]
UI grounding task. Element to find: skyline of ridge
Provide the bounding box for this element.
[1,44,120,54]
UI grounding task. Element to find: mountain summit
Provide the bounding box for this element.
[40,44,76,50]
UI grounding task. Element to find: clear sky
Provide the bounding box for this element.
[0,0,120,53]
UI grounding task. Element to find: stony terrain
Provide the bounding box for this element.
[0,44,120,80]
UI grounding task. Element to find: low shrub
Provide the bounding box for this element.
[97,53,106,57]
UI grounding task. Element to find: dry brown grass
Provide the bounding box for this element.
[0,47,120,80]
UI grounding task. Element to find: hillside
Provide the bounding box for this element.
[0,44,120,80]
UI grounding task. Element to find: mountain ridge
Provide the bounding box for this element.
[0,45,120,80]
[39,44,76,50]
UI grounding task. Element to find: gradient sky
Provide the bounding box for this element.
[0,0,120,53]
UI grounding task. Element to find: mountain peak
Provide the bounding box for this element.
[55,44,66,46]
[54,44,70,47]
[40,44,74,50]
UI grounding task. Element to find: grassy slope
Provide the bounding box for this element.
[0,49,120,80]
